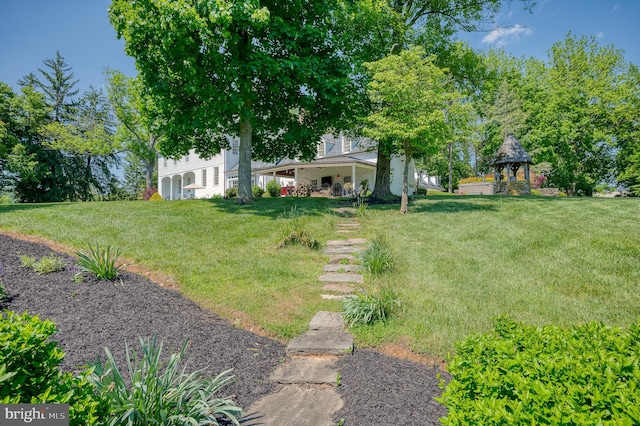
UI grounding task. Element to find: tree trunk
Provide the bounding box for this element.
[371,146,392,198]
[237,116,253,203]
[145,134,158,190]
[400,146,410,214]
[448,142,453,193]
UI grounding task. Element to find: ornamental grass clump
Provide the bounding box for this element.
[359,235,394,275]
[342,286,401,327]
[75,244,122,280]
[20,254,66,274]
[276,206,319,249]
[91,336,242,426]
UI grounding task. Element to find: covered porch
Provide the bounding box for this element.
[254,158,376,197]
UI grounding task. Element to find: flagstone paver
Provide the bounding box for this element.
[322,264,361,273]
[319,272,364,284]
[323,246,363,255]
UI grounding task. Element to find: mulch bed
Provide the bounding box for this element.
[0,233,447,425]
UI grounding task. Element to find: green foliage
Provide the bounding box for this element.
[252,185,265,198]
[360,236,394,275]
[342,286,401,327]
[440,317,640,425]
[20,254,66,274]
[0,311,108,425]
[276,206,319,250]
[91,336,242,426]
[75,244,122,280]
[225,187,238,198]
[0,192,16,205]
[353,196,368,217]
[148,192,163,201]
[266,180,282,198]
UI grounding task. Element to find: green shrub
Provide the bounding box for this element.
[342,286,401,327]
[276,206,319,249]
[360,236,393,275]
[0,311,108,425]
[530,189,542,196]
[91,336,242,426]
[148,192,163,201]
[225,187,237,198]
[20,254,66,274]
[75,244,122,280]
[252,185,265,198]
[0,193,15,205]
[439,317,640,425]
[266,180,281,197]
[353,196,368,217]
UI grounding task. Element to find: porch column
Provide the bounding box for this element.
[352,164,356,189]
[294,168,299,185]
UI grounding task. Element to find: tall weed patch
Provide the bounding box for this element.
[439,317,640,424]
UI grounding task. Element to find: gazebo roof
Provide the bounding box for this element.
[489,134,531,166]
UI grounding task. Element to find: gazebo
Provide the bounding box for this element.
[490,134,532,195]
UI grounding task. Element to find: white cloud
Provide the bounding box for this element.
[611,5,620,12]
[596,31,605,39]
[482,24,534,47]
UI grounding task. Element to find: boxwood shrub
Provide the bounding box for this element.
[439,316,640,425]
[0,311,108,425]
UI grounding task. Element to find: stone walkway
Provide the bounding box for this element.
[247,221,365,425]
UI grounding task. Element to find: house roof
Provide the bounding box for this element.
[227,134,376,173]
[489,134,531,165]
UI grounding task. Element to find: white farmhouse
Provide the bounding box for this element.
[158,133,416,199]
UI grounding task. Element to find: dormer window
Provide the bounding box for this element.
[342,137,351,153]
[317,140,325,157]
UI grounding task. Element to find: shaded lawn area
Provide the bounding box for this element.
[1,195,639,358]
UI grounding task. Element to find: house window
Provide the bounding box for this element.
[163,158,167,168]
[173,159,177,166]
[311,179,318,190]
[317,140,325,157]
[202,169,207,186]
[228,176,238,188]
[232,139,239,155]
[343,138,351,153]
[344,176,352,184]
[185,154,189,163]
[214,167,220,186]
[186,177,191,185]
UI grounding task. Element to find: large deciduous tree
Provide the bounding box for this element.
[105,69,162,192]
[363,46,470,213]
[340,0,534,199]
[109,0,356,203]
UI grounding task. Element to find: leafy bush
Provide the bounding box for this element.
[252,185,265,198]
[20,254,66,274]
[75,244,122,280]
[359,236,393,274]
[266,179,281,197]
[225,187,237,198]
[91,336,242,426]
[0,192,16,205]
[0,311,108,425]
[353,196,368,217]
[439,317,640,425]
[276,206,319,249]
[530,189,542,196]
[149,192,163,201]
[142,187,158,201]
[342,286,400,327]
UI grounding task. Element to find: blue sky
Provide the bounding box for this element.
[1,0,639,96]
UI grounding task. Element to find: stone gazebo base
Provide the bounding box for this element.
[495,181,531,196]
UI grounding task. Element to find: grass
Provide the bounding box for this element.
[1,195,639,357]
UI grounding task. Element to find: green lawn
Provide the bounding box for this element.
[1,195,639,357]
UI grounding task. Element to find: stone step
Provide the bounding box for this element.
[323,246,363,255]
[328,254,358,264]
[337,223,360,228]
[321,294,347,300]
[319,272,363,284]
[326,238,367,247]
[322,263,361,273]
[270,357,338,385]
[309,311,344,331]
[247,385,343,426]
[321,284,355,295]
[287,331,353,356]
